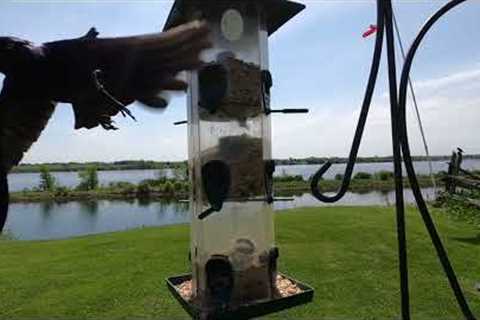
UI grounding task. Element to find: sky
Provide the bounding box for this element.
[0,0,479,163]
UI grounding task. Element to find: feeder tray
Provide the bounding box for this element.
[166,273,314,320]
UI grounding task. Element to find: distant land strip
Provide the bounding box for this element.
[11,154,480,173]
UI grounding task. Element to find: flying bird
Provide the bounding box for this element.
[0,20,211,231]
[0,20,210,172]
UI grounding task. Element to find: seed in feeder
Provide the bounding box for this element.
[199,57,263,122]
[177,280,193,301]
[231,263,272,304]
[275,275,303,298]
[200,134,264,199]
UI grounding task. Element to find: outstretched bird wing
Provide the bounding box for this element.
[0,76,56,172]
[45,21,210,130]
[0,21,210,232]
[0,21,210,169]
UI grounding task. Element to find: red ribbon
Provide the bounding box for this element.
[362,24,378,38]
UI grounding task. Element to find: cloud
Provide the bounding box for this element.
[272,63,480,158]
[414,67,480,91]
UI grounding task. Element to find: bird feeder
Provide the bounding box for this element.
[164,1,313,318]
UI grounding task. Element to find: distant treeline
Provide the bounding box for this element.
[274,154,480,165]
[11,160,187,173]
[11,154,480,173]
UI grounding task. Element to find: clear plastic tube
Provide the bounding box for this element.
[186,2,276,308]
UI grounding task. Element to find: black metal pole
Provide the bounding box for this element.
[384,2,410,319]
[397,0,476,318]
[309,0,476,318]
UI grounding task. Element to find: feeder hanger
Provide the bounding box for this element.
[310,1,476,319]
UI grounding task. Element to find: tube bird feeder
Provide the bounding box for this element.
[164,1,313,319]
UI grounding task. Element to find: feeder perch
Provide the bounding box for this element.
[164,1,313,319]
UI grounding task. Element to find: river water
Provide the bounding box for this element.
[3,188,436,241]
[4,161,478,241]
[7,160,480,192]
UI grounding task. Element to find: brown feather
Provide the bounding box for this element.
[0,87,55,171]
[42,20,210,130]
[0,20,210,169]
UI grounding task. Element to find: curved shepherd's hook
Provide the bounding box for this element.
[397,0,475,319]
[310,0,385,202]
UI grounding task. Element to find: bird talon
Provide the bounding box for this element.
[92,69,137,124]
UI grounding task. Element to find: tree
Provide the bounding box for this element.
[156,169,168,183]
[172,166,186,181]
[376,171,394,181]
[354,172,372,180]
[163,181,174,195]
[77,167,99,191]
[39,166,56,191]
[173,181,183,192]
[137,181,151,197]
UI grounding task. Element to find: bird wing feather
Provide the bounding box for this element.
[84,23,208,101]
[45,22,209,130]
[0,77,56,171]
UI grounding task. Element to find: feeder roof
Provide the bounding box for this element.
[163,0,305,36]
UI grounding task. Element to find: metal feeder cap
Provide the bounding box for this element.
[163,0,306,36]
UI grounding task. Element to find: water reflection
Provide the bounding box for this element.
[79,200,99,215]
[380,190,392,207]
[4,188,435,241]
[273,188,435,211]
[4,199,189,241]
[138,197,152,208]
[41,201,54,216]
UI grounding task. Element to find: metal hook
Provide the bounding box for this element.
[310,0,385,203]
[396,1,475,318]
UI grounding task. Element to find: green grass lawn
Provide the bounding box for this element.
[0,206,479,319]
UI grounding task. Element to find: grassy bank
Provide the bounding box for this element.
[436,189,480,227]
[0,206,479,319]
[10,175,438,203]
[274,175,436,194]
[9,187,189,203]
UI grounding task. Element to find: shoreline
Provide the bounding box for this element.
[9,177,438,204]
[10,155,480,174]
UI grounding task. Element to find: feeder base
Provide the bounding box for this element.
[166,273,314,320]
